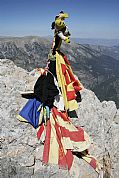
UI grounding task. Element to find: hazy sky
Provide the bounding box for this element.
[0,0,119,39]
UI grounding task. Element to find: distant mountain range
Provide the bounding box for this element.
[72,38,119,47]
[0,36,119,108]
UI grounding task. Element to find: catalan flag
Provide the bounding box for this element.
[56,51,82,111]
[36,106,101,173]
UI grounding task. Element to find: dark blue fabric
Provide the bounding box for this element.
[19,98,41,128]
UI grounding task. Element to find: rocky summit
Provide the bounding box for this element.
[0,59,119,178]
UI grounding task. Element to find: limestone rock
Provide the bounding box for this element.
[0,59,119,178]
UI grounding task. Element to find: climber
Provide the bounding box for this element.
[51,11,71,54]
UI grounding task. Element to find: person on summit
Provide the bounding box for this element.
[51,11,71,54]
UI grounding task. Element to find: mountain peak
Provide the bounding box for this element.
[0,59,119,177]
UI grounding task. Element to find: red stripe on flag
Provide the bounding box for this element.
[52,108,85,142]
[59,111,69,122]
[58,149,73,170]
[74,86,82,92]
[90,158,97,170]
[58,146,67,169]
[67,68,76,81]
[37,124,44,140]
[63,55,70,65]
[73,80,82,92]
[65,150,73,170]
[52,111,68,169]
[61,63,66,74]
[52,107,69,122]
[60,126,85,142]
[55,122,68,169]
[52,109,75,170]
[51,107,61,117]
[66,90,76,101]
[61,64,71,85]
[65,73,71,85]
[42,120,51,164]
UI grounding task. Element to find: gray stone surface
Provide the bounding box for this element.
[0,59,119,178]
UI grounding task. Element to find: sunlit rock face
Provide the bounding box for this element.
[0,59,119,178]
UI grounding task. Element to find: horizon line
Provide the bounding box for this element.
[0,35,119,40]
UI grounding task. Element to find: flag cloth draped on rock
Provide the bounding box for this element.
[17,98,102,173]
[56,51,82,111]
[17,11,103,177]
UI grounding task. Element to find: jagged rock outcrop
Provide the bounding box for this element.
[0,59,119,178]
